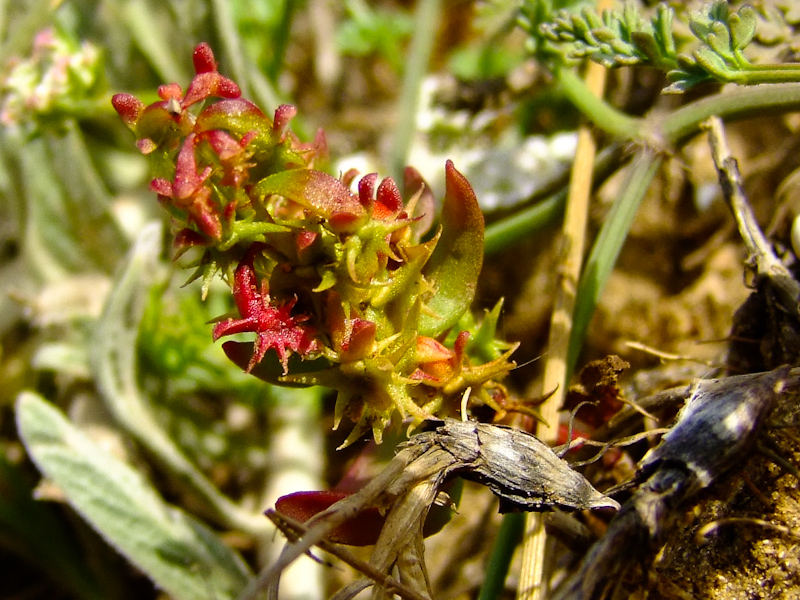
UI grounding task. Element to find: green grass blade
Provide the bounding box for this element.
[567,150,662,377]
[477,512,525,600]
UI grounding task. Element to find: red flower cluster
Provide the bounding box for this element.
[113,43,518,445]
[212,253,318,374]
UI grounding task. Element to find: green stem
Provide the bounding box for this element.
[478,512,525,600]
[484,191,565,255]
[659,81,800,146]
[483,144,621,255]
[558,71,800,151]
[733,64,800,81]
[555,67,646,140]
[492,73,800,377]
[566,150,662,378]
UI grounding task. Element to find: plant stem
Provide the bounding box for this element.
[726,64,800,84]
[478,512,525,600]
[483,145,621,256]
[483,191,565,255]
[557,73,800,151]
[659,81,800,146]
[555,67,645,140]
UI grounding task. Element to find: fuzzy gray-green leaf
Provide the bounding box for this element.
[693,46,731,78]
[707,22,734,63]
[730,5,757,50]
[16,392,252,600]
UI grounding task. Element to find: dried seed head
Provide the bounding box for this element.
[435,420,620,512]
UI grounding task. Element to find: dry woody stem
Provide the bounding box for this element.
[248,420,617,600]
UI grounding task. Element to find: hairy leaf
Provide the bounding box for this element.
[529,0,779,93]
[16,393,252,600]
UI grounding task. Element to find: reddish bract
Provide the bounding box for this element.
[212,259,318,374]
[275,490,386,546]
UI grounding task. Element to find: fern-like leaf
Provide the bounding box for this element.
[525,0,786,94]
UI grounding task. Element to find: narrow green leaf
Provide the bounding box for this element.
[16,392,252,600]
[572,10,592,40]
[654,4,676,58]
[418,161,484,337]
[583,7,604,31]
[477,512,525,600]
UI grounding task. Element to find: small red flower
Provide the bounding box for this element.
[411,331,469,383]
[212,258,318,374]
[356,173,405,220]
[110,93,144,127]
[324,292,377,362]
[111,42,240,155]
[150,134,222,240]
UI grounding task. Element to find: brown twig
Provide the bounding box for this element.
[696,517,800,544]
[704,115,800,316]
[265,510,432,600]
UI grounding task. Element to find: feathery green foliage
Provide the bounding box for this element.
[522,0,800,93]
